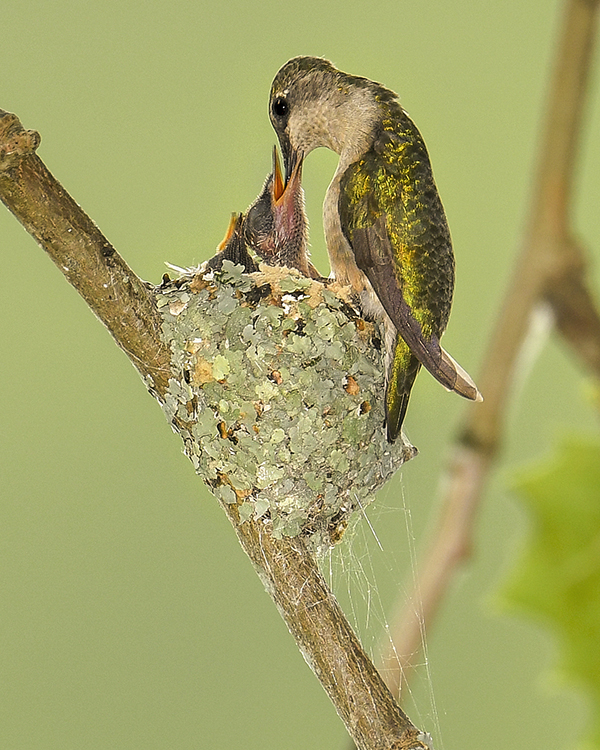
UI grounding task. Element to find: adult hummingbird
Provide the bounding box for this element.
[208,147,319,279]
[268,56,481,441]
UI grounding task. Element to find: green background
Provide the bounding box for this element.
[1,1,599,748]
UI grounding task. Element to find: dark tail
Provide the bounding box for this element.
[385,354,421,443]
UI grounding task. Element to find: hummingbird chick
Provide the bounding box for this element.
[268,56,482,441]
[207,211,258,274]
[245,147,320,279]
[207,147,320,279]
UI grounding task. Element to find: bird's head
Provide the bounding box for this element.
[269,56,383,180]
[244,146,310,275]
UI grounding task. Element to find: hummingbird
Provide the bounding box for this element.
[268,56,482,442]
[208,147,319,279]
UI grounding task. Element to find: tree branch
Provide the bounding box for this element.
[221,500,427,750]
[0,109,171,398]
[545,242,600,377]
[380,0,600,698]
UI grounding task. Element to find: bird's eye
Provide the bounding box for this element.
[272,97,289,119]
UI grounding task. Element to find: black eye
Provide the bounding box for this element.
[272,96,289,119]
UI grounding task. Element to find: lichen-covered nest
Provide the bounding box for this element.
[158,261,415,553]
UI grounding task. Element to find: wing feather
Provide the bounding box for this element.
[352,216,481,402]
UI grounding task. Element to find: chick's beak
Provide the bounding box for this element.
[217,212,242,251]
[272,146,285,204]
[272,145,303,210]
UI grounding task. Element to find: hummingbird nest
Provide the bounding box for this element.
[157,260,416,554]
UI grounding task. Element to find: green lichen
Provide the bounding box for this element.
[158,261,416,554]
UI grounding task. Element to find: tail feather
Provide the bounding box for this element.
[385,346,421,443]
[439,346,483,402]
[385,341,482,443]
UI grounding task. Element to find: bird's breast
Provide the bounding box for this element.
[323,172,367,291]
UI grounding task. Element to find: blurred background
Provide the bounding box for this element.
[1,1,599,748]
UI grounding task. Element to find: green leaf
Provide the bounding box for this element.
[502,437,600,749]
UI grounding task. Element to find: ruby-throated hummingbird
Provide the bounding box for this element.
[268,56,482,441]
[208,147,319,279]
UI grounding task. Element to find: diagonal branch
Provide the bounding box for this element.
[380,0,600,699]
[0,109,171,398]
[220,499,427,750]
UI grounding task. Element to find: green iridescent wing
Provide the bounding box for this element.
[339,116,480,438]
[351,213,475,396]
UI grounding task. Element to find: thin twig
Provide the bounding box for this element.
[380,0,600,697]
[546,243,600,376]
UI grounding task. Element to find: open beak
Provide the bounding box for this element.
[272,145,303,208]
[272,146,285,204]
[217,212,242,251]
